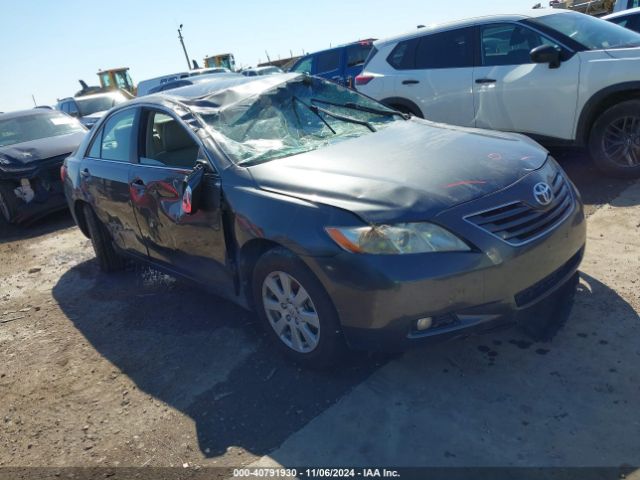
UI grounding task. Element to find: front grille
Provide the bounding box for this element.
[514,247,583,307]
[465,171,574,246]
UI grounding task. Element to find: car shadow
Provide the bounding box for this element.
[51,259,385,459]
[51,257,636,462]
[0,209,74,243]
[550,147,637,209]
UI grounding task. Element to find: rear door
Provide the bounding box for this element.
[472,22,580,140]
[80,107,147,256]
[128,108,232,290]
[391,27,476,126]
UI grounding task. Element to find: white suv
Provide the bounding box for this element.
[357,9,640,177]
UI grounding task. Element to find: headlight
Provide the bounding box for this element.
[325,222,470,254]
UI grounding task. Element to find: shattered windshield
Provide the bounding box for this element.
[198,76,403,166]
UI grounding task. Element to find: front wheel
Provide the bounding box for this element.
[252,247,346,368]
[588,100,640,178]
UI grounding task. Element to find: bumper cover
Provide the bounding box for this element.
[302,168,587,351]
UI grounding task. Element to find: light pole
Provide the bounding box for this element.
[177,24,192,70]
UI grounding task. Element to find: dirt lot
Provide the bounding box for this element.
[0,150,638,472]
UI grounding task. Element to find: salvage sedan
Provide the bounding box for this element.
[63,74,586,366]
[0,109,86,224]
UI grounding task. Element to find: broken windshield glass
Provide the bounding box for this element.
[197,76,402,166]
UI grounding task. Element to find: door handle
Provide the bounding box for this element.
[402,79,420,85]
[130,178,145,187]
[475,78,497,84]
[80,168,90,178]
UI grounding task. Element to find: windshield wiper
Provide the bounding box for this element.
[305,102,377,133]
[292,96,336,134]
[310,98,410,120]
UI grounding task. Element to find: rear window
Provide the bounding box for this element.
[387,38,419,69]
[387,28,474,70]
[346,43,373,67]
[415,28,474,69]
[0,112,84,147]
[316,50,341,73]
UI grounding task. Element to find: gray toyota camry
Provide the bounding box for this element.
[63,73,586,367]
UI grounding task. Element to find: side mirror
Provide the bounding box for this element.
[530,45,561,69]
[182,163,205,215]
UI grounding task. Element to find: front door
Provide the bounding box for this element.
[128,108,233,291]
[472,22,580,140]
[391,27,476,125]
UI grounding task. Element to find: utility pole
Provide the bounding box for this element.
[177,24,192,70]
[31,95,37,107]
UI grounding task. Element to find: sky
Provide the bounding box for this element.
[0,0,539,112]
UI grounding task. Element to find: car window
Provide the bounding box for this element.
[415,28,474,69]
[387,38,420,70]
[292,57,312,74]
[0,112,84,148]
[68,101,79,116]
[481,24,559,66]
[346,44,373,67]
[99,109,135,162]
[316,50,341,73]
[59,103,69,113]
[140,111,199,169]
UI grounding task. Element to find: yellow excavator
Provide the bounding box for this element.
[76,67,136,97]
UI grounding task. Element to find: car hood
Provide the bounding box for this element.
[0,131,87,166]
[246,119,548,224]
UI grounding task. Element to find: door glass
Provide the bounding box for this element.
[68,102,79,116]
[88,128,102,158]
[481,24,558,66]
[292,57,312,74]
[315,50,341,73]
[415,28,474,69]
[100,109,135,162]
[141,111,199,169]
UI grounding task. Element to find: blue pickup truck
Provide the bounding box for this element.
[288,39,375,88]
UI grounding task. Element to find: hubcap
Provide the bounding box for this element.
[262,271,320,353]
[603,115,640,168]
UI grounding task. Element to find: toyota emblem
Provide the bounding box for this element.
[533,182,553,206]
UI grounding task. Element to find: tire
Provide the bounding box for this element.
[389,103,422,118]
[83,204,126,273]
[252,247,346,368]
[0,182,19,224]
[588,100,640,178]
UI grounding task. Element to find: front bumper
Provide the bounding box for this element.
[302,165,587,351]
[1,157,68,223]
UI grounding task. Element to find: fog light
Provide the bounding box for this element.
[416,317,433,331]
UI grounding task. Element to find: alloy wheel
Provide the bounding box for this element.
[602,115,640,168]
[261,271,321,353]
